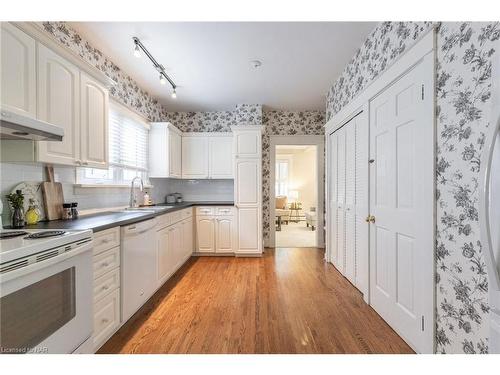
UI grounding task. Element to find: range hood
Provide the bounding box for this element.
[0,109,64,141]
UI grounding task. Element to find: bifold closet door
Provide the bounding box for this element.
[336,128,346,274]
[344,124,356,284]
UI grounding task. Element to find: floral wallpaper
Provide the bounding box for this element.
[235,104,263,125]
[326,22,433,120]
[435,22,499,354]
[39,22,165,121]
[163,111,237,132]
[326,21,500,353]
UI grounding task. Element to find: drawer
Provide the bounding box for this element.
[181,207,193,219]
[93,246,120,279]
[215,206,234,216]
[157,212,170,229]
[169,210,183,224]
[93,227,120,255]
[94,267,120,301]
[93,288,120,351]
[196,206,214,215]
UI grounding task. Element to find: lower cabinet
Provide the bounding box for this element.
[156,225,176,287]
[236,207,261,255]
[92,227,121,352]
[195,207,235,254]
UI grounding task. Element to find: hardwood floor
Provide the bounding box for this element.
[99,248,414,354]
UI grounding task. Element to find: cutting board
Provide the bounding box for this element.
[41,165,64,220]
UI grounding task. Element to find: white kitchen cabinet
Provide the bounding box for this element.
[209,136,233,179]
[37,44,81,166]
[235,158,260,206]
[182,135,209,178]
[80,72,109,169]
[93,289,120,351]
[181,217,194,259]
[156,225,175,287]
[231,125,263,256]
[216,216,235,253]
[196,217,216,253]
[169,223,183,271]
[0,23,36,117]
[232,127,261,158]
[149,122,182,178]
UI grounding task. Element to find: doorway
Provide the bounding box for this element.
[269,135,325,249]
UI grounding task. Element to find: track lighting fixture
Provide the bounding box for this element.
[132,37,177,97]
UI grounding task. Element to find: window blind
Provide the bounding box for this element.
[109,103,149,171]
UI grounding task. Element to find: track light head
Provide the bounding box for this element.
[171,89,177,99]
[133,43,141,58]
[160,75,167,85]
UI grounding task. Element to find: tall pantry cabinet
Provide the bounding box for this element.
[231,125,264,255]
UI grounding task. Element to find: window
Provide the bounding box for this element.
[77,102,150,185]
[275,159,289,196]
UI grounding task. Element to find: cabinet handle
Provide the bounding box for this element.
[101,318,109,324]
[82,161,89,166]
[75,160,82,166]
[101,285,110,291]
[101,238,110,244]
[101,262,109,267]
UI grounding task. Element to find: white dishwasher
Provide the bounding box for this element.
[121,218,158,323]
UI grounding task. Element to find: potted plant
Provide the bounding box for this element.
[6,190,25,228]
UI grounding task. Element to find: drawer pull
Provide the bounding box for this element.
[101,285,110,291]
[101,238,110,244]
[101,318,109,324]
[101,262,109,267]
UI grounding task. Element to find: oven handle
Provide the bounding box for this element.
[0,241,93,283]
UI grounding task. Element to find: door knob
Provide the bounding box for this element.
[365,215,376,223]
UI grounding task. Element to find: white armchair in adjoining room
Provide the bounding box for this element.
[305,207,317,231]
[275,195,291,225]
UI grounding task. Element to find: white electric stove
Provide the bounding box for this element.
[0,229,94,354]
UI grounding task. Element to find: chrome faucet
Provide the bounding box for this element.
[129,177,144,208]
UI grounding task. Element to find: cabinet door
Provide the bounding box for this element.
[209,136,233,178]
[0,23,36,117]
[170,223,183,270]
[37,44,80,166]
[235,158,260,206]
[182,136,209,178]
[234,130,261,158]
[80,72,109,169]
[216,216,234,253]
[170,131,182,178]
[236,207,261,254]
[156,227,173,287]
[182,218,193,259]
[196,217,215,252]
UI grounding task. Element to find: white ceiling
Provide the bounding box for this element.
[69,22,376,112]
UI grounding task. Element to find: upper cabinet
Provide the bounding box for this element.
[232,126,262,158]
[149,122,182,178]
[0,23,111,169]
[182,135,209,179]
[181,133,233,179]
[80,73,109,169]
[209,136,233,179]
[0,22,36,117]
[37,44,81,166]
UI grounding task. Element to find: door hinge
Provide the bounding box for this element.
[421,84,425,100]
[421,316,425,331]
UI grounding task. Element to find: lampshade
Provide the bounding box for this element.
[288,190,299,201]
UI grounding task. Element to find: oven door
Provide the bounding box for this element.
[0,242,93,354]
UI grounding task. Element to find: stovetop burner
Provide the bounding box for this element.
[24,230,67,239]
[0,231,29,239]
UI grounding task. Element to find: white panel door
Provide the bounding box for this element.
[336,128,346,274]
[181,218,193,259]
[345,123,356,283]
[328,131,339,266]
[37,44,80,166]
[80,72,108,169]
[369,56,433,353]
[156,226,174,287]
[170,223,183,270]
[235,159,260,206]
[170,131,182,178]
[234,131,261,158]
[209,136,233,178]
[216,216,234,253]
[236,207,261,254]
[196,217,215,253]
[182,136,209,178]
[0,23,36,117]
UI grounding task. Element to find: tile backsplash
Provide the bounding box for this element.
[152,178,234,203]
